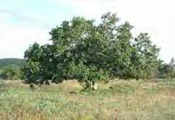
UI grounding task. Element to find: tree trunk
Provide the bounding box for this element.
[85,81,98,90]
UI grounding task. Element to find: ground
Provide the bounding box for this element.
[0,79,175,120]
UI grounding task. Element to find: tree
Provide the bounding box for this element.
[23,12,161,89]
[23,43,43,84]
[158,58,175,78]
[132,33,160,79]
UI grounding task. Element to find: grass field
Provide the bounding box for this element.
[0,79,175,120]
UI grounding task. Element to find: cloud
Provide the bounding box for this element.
[0,18,50,58]
[0,9,12,14]
[0,8,34,22]
[0,8,51,29]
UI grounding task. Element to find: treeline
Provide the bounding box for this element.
[158,58,175,78]
[0,58,24,68]
[0,58,24,80]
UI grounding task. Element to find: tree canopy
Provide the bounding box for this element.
[23,12,161,88]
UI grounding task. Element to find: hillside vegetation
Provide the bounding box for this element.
[0,58,24,69]
[0,58,24,80]
[0,79,175,120]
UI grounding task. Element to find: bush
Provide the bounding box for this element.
[158,63,175,78]
[0,66,21,80]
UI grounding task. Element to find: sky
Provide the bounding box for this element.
[0,0,174,63]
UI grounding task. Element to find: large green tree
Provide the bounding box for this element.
[23,12,160,89]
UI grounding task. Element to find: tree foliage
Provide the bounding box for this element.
[23,13,160,88]
[158,58,175,78]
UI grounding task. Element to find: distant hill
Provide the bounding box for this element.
[0,58,25,69]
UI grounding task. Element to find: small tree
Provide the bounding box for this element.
[158,58,175,78]
[132,33,160,79]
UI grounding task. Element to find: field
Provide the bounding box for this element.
[0,79,175,120]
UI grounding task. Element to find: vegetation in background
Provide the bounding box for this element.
[0,58,24,80]
[158,58,175,78]
[23,13,161,88]
[0,66,21,80]
[0,58,24,69]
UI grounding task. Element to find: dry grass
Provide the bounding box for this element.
[0,79,175,120]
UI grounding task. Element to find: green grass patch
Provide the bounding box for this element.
[0,80,174,120]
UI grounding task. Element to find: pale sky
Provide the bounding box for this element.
[0,0,174,63]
